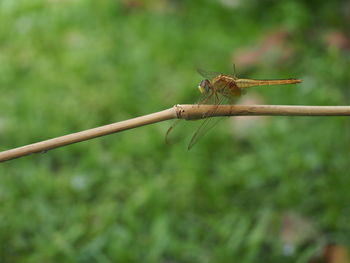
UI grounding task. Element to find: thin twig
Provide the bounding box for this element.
[176,104,350,120]
[1,104,350,162]
[0,108,176,162]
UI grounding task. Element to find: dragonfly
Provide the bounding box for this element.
[167,68,302,150]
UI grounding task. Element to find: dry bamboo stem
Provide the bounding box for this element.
[1,104,350,162]
[176,104,350,119]
[0,108,176,162]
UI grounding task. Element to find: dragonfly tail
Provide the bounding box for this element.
[236,78,302,88]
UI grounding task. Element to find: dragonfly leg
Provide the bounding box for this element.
[215,93,219,104]
[198,91,214,105]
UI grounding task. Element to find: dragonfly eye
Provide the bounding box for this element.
[198,79,211,94]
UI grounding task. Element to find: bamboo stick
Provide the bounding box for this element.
[1,104,350,162]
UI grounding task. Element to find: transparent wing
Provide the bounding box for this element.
[165,83,218,147]
[165,119,182,145]
[187,91,230,150]
[197,67,237,79]
[165,87,214,145]
[187,115,225,150]
[196,68,221,80]
[232,63,237,78]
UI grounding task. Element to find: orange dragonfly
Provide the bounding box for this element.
[167,68,302,149]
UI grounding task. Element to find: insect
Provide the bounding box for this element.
[167,68,302,149]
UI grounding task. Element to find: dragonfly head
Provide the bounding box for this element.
[198,79,211,94]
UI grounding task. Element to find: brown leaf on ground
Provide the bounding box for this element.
[311,245,350,263]
[325,31,350,51]
[232,29,295,69]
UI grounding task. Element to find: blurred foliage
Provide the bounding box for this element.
[1,0,350,262]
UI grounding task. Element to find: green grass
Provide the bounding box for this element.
[1,0,350,262]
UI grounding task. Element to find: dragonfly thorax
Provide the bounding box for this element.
[198,79,212,94]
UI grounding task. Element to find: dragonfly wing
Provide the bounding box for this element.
[196,68,221,79]
[187,92,229,150]
[165,85,218,147]
[187,115,224,150]
[232,63,237,78]
[165,119,182,145]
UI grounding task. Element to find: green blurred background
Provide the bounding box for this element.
[1,0,350,262]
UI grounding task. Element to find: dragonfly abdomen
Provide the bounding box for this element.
[236,78,301,88]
